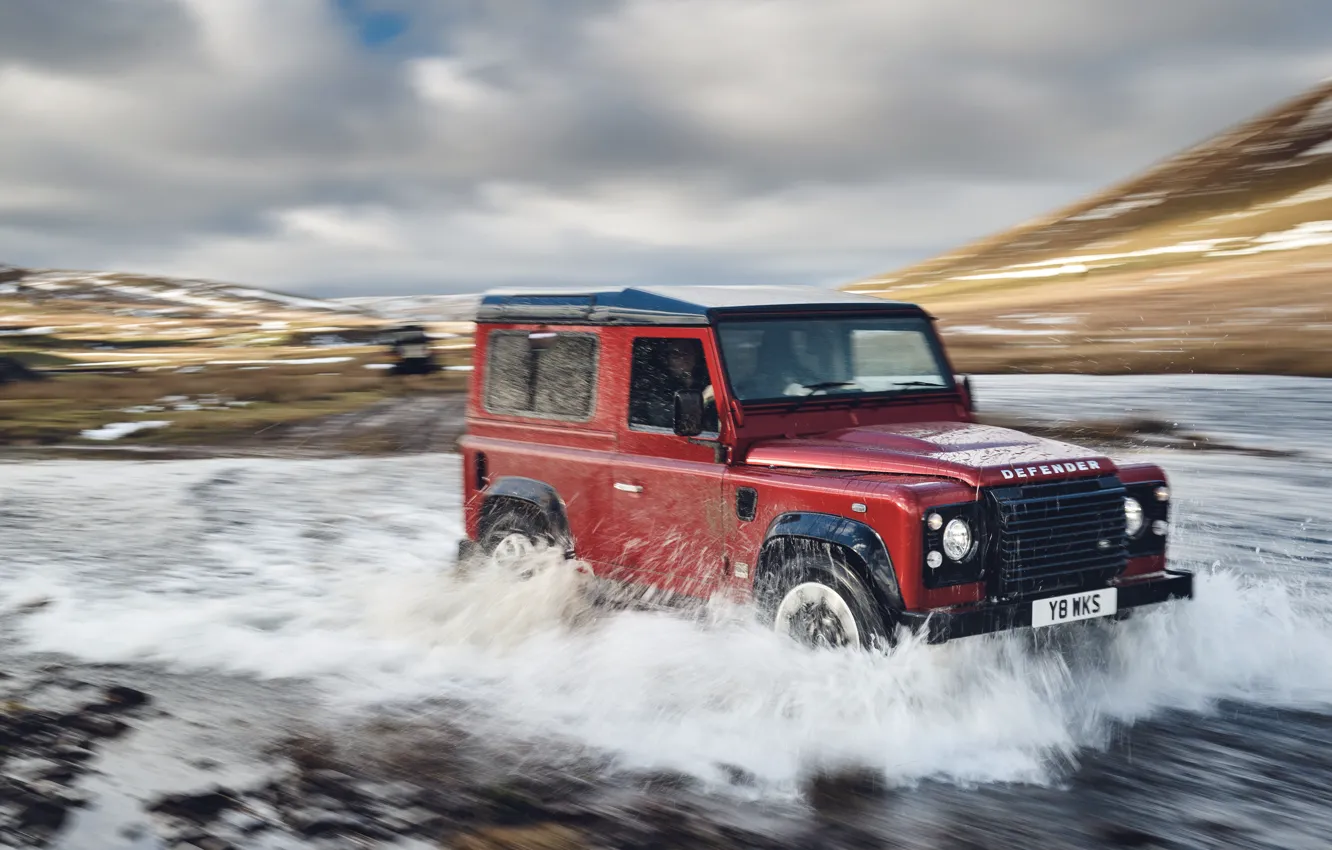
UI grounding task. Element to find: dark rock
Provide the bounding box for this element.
[802,765,890,814]
[148,789,239,823]
[1098,824,1161,847]
[0,356,47,385]
[302,768,357,796]
[51,742,95,763]
[18,799,67,832]
[98,686,151,711]
[718,763,757,787]
[285,808,391,839]
[478,783,560,825]
[627,769,699,793]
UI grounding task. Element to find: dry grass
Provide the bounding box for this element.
[0,360,468,446]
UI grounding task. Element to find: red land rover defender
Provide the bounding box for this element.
[456,286,1193,649]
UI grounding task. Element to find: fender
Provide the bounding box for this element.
[478,476,574,551]
[759,512,903,611]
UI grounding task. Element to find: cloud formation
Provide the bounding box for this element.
[1,0,1329,295]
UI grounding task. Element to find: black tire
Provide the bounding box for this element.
[760,545,891,651]
[465,505,559,579]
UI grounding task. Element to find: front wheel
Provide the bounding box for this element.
[774,582,866,648]
[763,550,891,651]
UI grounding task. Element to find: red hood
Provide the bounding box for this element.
[743,421,1117,487]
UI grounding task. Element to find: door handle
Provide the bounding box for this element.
[614,482,643,493]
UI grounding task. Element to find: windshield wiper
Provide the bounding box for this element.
[801,381,856,392]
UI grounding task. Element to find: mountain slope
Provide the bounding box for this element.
[845,79,1332,377]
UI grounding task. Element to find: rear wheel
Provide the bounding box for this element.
[472,508,561,580]
[762,547,891,651]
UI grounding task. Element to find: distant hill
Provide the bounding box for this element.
[846,79,1332,377]
[0,266,361,321]
[336,293,480,323]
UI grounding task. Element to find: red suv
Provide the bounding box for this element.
[456,286,1192,649]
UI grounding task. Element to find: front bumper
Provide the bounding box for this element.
[898,569,1194,644]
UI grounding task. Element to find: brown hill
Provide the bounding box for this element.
[846,79,1332,377]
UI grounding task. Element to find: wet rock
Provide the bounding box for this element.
[718,763,757,787]
[284,807,392,839]
[148,789,239,823]
[1097,824,1162,847]
[626,769,699,793]
[97,685,151,711]
[802,765,890,814]
[17,799,67,832]
[50,742,95,763]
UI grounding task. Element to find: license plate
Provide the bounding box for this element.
[1031,587,1117,628]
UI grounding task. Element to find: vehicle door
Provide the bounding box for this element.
[609,333,728,599]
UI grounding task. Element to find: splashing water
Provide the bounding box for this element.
[1,446,1330,799]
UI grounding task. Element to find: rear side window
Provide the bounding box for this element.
[483,330,599,420]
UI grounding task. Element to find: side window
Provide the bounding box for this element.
[628,337,719,434]
[483,330,599,420]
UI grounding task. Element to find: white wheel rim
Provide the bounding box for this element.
[773,582,861,648]
[492,532,536,574]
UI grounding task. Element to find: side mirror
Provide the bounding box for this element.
[673,389,705,436]
[957,375,975,412]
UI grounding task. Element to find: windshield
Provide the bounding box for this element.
[716,315,953,402]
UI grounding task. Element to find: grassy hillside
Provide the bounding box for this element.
[846,80,1332,376]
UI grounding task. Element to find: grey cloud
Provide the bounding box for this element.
[1,0,1331,295]
[0,0,195,71]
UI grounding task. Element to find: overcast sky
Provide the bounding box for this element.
[1,1,1330,297]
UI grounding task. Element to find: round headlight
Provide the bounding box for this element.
[942,518,973,561]
[1125,497,1144,537]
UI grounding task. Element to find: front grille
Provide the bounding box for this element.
[985,475,1128,598]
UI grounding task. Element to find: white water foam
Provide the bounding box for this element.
[2,452,1330,798]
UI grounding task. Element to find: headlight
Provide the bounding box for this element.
[1125,497,1144,537]
[942,518,973,561]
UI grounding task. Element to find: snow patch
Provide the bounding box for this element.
[79,421,171,441]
